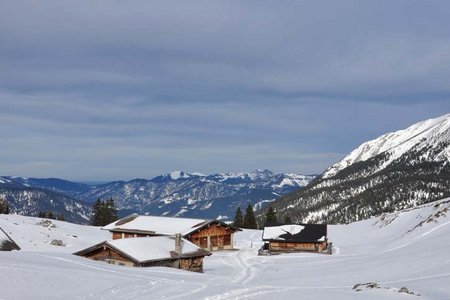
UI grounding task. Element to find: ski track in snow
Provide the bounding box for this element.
[39,254,211,300]
[204,231,295,300]
[1,202,450,300]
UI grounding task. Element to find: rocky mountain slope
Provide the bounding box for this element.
[0,179,91,223]
[264,114,450,224]
[0,170,315,222]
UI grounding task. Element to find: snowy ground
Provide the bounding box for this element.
[1,198,450,300]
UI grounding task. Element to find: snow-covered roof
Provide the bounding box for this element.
[262,224,327,242]
[105,236,208,263]
[263,225,305,240]
[103,215,238,236]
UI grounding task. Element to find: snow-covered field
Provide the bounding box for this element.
[1,198,450,300]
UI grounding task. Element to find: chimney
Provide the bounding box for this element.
[174,233,182,256]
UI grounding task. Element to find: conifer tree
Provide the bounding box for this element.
[284,215,292,224]
[0,198,9,214]
[91,198,118,226]
[91,199,105,226]
[105,198,118,224]
[233,207,243,228]
[243,204,257,229]
[264,206,277,227]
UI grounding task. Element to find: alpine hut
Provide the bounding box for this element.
[103,214,241,251]
[74,234,211,272]
[262,224,330,254]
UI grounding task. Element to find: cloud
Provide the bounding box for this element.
[0,0,449,180]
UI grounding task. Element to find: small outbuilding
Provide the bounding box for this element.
[74,234,211,272]
[262,224,330,254]
[0,226,21,251]
[103,214,241,251]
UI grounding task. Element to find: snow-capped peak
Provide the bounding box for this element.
[323,113,450,178]
[168,171,192,180]
[162,171,207,180]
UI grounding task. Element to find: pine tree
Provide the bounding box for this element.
[91,199,104,226]
[264,206,277,227]
[243,204,257,229]
[233,207,243,228]
[0,198,9,214]
[91,198,118,226]
[284,215,292,224]
[105,198,118,224]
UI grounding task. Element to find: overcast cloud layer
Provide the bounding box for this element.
[1,0,449,181]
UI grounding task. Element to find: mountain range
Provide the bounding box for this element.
[2,114,449,225]
[0,170,316,223]
[263,113,450,224]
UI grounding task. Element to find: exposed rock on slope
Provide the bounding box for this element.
[265,114,450,224]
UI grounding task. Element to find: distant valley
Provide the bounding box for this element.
[3,114,450,226]
[0,170,316,223]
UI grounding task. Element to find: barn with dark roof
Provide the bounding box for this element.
[262,224,330,254]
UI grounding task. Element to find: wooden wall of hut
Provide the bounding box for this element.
[269,241,328,253]
[188,224,233,250]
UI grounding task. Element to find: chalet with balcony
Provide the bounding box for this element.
[103,214,241,251]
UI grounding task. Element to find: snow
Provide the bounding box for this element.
[324,113,450,178]
[106,236,203,262]
[1,198,450,299]
[0,214,108,252]
[262,224,305,240]
[167,171,206,180]
[103,215,211,236]
[272,174,315,189]
[191,172,207,177]
[169,171,192,180]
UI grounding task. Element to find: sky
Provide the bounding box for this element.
[1,0,449,181]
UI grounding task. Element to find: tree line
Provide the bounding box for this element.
[91,198,118,226]
[38,211,65,221]
[232,205,293,229]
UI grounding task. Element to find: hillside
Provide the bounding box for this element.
[0,183,91,224]
[0,170,315,222]
[0,197,449,299]
[263,114,450,224]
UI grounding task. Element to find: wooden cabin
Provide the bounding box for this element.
[0,226,21,251]
[74,234,211,272]
[103,214,241,251]
[262,224,330,254]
